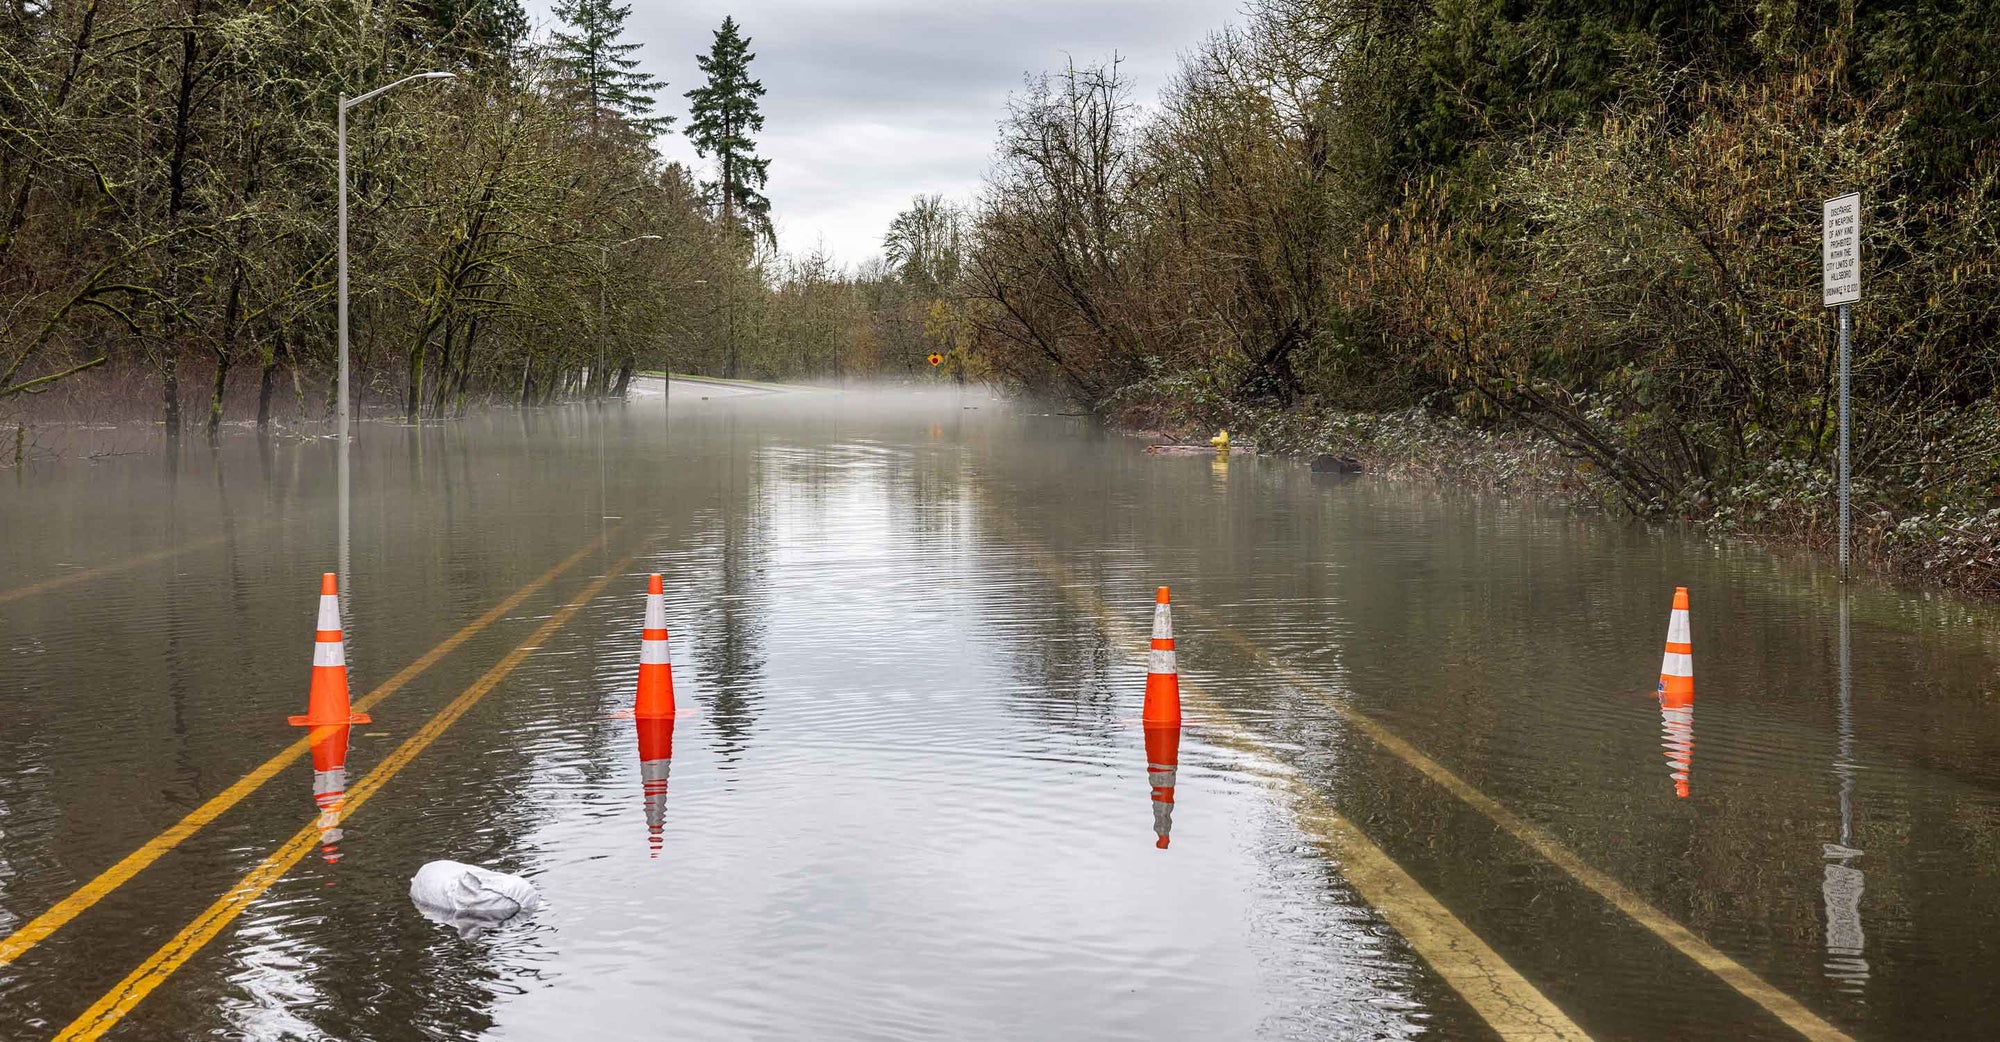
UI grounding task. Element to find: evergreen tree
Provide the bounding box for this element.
[421,0,528,63]
[550,0,671,135]
[684,17,771,241]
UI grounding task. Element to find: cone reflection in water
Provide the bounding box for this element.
[1656,586,1693,797]
[637,715,676,856]
[1659,695,1694,798]
[634,573,676,719]
[1143,587,1181,727]
[1145,725,1180,849]
[288,572,370,727]
[308,724,351,864]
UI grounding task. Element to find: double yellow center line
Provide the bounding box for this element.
[0,531,613,968]
[53,545,643,1041]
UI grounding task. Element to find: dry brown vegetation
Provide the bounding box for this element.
[935,0,2000,589]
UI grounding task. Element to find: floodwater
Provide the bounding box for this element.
[2,381,1998,1040]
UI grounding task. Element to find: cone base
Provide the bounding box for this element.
[289,711,372,726]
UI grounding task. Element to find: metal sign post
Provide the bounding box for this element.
[1823,193,1862,580]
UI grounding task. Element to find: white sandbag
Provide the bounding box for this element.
[409,860,543,939]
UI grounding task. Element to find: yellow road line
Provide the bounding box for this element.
[1204,624,1855,1042]
[1059,569,1591,1041]
[1294,801,1588,1041]
[0,533,232,605]
[1003,516,1852,1041]
[52,548,640,1041]
[0,530,615,967]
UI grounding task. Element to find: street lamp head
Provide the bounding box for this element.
[346,71,459,108]
[599,234,663,255]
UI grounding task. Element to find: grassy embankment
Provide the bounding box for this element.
[1127,398,2000,601]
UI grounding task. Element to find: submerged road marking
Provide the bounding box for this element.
[1292,800,1589,1041]
[1061,569,1592,1041]
[0,530,617,968]
[1200,624,1856,1042]
[0,532,232,605]
[997,519,1853,1042]
[51,549,641,1042]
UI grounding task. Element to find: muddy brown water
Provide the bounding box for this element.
[2,383,1996,1040]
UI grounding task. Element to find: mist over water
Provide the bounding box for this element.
[3,385,1999,1039]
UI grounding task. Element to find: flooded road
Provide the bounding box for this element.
[3,385,1998,1040]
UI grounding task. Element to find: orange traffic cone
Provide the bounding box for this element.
[309,724,351,863]
[1658,587,1693,701]
[1146,725,1180,849]
[637,715,676,856]
[1657,586,1694,798]
[288,574,370,727]
[634,574,676,719]
[1143,586,1181,727]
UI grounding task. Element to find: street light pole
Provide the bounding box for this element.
[337,71,455,437]
[337,98,349,595]
[335,70,454,599]
[337,100,348,446]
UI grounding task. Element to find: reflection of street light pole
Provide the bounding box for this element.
[336,71,453,601]
[595,235,661,400]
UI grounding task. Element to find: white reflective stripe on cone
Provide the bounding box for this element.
[1147,766,1177,788]
[1667,609,1690,645]
[317,594,342,631]
[640,640,672,666]
[1148,649,1177,674]
[1152,605,1173,640]
[1660,651,1692,676]
[313,641,346,667]
[645,595,667,630]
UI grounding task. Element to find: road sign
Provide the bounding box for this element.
[1823,193,1861,307]
[926,352,943,367]
[1823,192,1860,580]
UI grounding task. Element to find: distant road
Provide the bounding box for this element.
[628,373,803,400]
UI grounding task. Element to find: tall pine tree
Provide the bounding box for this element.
[551,0,671,135]
[684,17,771,241]
[421,0,528,64]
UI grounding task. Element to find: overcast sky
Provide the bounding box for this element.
[520,0,1243,267]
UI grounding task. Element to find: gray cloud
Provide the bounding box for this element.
[524,0,1241,265]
